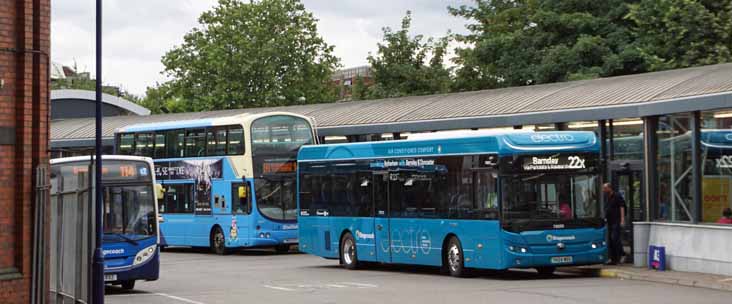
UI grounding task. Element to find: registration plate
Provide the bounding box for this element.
[104,274,117,282]
[283,238,298,244]
[550,256,573,264]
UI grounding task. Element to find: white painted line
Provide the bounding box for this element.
[718,277,732,283]
[155,293,207,304]
[263,285,297,292]
[341,282,378,288]
[326,284,347,288]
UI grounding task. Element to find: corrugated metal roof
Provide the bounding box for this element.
[51,63,732,143]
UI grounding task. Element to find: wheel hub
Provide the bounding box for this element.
[448,245,460,272]
[343,239,355,265]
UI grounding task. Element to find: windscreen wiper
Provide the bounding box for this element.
[104,233,139,246]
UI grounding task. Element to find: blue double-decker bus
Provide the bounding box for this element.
[115,112,316,254]
[297,131,606,276]
[51,155,159,290]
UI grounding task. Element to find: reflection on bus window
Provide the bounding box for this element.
[103,185,156,240]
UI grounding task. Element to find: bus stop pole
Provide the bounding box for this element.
[92,0,105,302]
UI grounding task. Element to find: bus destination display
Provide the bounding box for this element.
[519,155,589,172]
[66,161,151,182]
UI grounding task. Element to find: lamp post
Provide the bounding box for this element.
[92,0,105,302]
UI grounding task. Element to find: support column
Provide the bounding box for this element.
[643,116,658,222]
[598,120,608,182]
[608,120,615,160]
[691,111,702,223]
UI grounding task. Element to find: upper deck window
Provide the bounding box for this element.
[251,115,313,156]
[185,129,206,157]
[118,133,135,155]
[134,133,154,156]
[116,124,246,159]
[227,127,244,155]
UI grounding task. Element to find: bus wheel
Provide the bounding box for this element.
[275,245,290,253]
[210,227,228,255]
[536,266,556,276]
[445,236,466,277]
[340,233,359,270]
[121,280,135,290]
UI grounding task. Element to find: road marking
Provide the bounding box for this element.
[326,284,347,288]
[106,292,206,304]
[263,285,297,292]
[262,281,378,292]
[718,277,732,282]
[341,282,378,288]
[154,293,207,304]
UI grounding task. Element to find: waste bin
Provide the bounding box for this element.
[648,245,666,271]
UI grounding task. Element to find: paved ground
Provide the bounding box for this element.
[106,248,731,304]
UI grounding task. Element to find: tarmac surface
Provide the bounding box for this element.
[105,248,731,304]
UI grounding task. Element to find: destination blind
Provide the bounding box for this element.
[511,154,596,173]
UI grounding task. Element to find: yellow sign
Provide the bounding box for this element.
[702,177,732,222]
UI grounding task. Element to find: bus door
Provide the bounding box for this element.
[373,172,391,263]
[190,180,214,246]
[388,170,432,265]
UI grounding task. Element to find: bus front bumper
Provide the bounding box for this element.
[502,247,608,269]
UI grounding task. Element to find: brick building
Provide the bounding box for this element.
[0,0,51,303]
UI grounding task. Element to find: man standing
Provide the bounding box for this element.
[603,183,626,265]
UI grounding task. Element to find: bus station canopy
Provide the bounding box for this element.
[51,63,732,148]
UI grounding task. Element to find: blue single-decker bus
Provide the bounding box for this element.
[297,131,607,276]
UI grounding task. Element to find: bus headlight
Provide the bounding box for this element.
[133,244,157,266]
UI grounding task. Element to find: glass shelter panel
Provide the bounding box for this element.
[701,109,732,224]
[656,114,693,222]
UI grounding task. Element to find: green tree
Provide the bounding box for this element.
[159,0,340,112]
[351,75,367,101]
[627,0,732,70]
[450,0,732,91]
[137,83,187,114]
[366,11,452,99]
[449,0,650,91]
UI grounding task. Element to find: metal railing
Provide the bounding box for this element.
[48,164,95,304]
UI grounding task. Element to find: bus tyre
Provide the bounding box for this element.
[536,266,556,276]
[445,236,466,277]
[211,226,228,255]
[121,280,135,290]
[340,233,359,270]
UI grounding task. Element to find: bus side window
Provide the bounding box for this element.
[232,182,252,214]
[154,132,166,158]
[227,127,244,155]
[118,133,135,155]
[162,184,195,213]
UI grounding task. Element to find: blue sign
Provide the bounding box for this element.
[648,245,666,271]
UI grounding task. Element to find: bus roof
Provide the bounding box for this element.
[115,112,312,133]
[51,155,154,166]
[298,131,598,162]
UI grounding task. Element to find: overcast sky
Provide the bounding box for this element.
[51,0,472,96]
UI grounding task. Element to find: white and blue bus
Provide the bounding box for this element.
[297,131,606,276]
[50,155,159,290]
[115,112,316,254]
